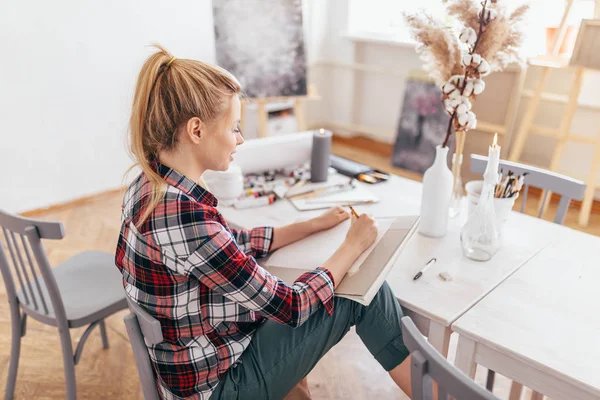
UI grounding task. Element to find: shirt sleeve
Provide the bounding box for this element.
[230,227,273,258]
[184,220,335,327]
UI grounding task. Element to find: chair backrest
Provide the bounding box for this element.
[401,317,499,400]
[123,298,163,400]
[470,154,586,225]
[0,209,70,324]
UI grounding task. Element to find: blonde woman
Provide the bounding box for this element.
[115,45,412,399]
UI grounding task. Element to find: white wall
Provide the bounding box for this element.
[0,0,216,214]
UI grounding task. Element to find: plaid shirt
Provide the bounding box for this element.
[115,162,335,399]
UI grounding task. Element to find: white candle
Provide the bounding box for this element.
[484,133,500,184]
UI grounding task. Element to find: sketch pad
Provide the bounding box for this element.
[264,215,419,305]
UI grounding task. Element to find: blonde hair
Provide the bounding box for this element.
[128,44,241,226]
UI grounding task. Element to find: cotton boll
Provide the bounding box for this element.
[462,97,472,110]
[462,54,472,67]
[448,89,462,100]
[473,79,486,95]
[450,75,465,86]
[459,28,477,45]
[488,9,498,21]
[450,98,461,108]
[478,59,491,76]
[467,112,477,130]
[471,53,482,66]
[442,82,456,94]
[463,81,474,97]
[458,112,470,127]
[444,99,454,113]
[457,103,469,114]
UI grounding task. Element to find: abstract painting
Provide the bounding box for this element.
[391,77,452,174]
[213,0,307,98]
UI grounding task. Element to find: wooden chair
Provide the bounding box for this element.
[0,210,127,400]
[471,154,586,225]
[470,155,586,397]
[123,299,162,400]
[124,298,313,400]
[401,317,499,400]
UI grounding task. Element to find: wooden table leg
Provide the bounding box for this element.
[531,390,544,400]
[455,335,477,379]
[428,320,451,357]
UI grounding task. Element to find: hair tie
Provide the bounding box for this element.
[166,57,177,67]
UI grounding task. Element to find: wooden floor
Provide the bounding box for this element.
[2,137,599,399]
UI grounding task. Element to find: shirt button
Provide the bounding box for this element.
[262,287,269,293]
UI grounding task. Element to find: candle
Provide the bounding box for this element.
[485,133,500,184]
[310,129,332,182]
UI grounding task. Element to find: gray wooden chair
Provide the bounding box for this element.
[401,317,499,400]
[123,299,162,400]
[470,154,586,225]
[0,210,128,400]
[471,154,586,393]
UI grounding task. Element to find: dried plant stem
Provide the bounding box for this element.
[442,0,489,148]
[451,129,467,193]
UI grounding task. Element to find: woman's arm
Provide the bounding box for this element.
[270,206,350,251]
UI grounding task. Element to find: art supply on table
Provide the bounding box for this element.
[494,170,527,199]
[412,257,437,281]
[290,176,379,211]
[310,129,332,183]
[202,164,244,201]
[329,154,389,184]
[293,179,356,200]
[234,193,276,209]
[348,205,359,218]
[438,271,453,281]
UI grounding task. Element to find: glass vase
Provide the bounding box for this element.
[460,178,500,261]
[449,153,463,218]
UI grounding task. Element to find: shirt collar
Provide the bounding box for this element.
[154,161,218,207]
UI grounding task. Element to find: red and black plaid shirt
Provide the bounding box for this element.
[115,163,335,399]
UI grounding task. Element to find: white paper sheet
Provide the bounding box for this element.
[265,217,395,276]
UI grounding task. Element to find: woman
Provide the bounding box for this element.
[115,45,412,400]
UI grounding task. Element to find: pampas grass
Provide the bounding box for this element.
[404,14,462,85]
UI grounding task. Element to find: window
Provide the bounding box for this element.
[348,0,596,57]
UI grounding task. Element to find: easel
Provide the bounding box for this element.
[240,84,320,138]
[508,0,600,227]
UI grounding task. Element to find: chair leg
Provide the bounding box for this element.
[5,307,25,400]
[99,320,109,349]
[485,369,496,392]
[58,325,77,400]
[509,381,523,400]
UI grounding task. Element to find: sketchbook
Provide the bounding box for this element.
[263,215,420,306]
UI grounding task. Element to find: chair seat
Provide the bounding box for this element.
[19,251,127,327]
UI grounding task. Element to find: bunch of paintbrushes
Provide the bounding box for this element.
[495,170,527,198]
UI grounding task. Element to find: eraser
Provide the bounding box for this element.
[439,271,453,281]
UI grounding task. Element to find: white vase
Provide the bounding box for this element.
[418,145,453,237]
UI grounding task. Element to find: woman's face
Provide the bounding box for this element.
[201,95,244,171]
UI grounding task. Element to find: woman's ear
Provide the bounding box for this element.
[185,117,204,144]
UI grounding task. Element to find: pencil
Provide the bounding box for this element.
[348,205,359,218]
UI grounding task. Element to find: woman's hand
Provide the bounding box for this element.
[311,206,350,232]
[344,214,378,254]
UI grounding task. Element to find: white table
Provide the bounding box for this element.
[218,175,561,356]
[453,227,600,400]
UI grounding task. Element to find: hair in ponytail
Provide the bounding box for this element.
[127,44,241,226]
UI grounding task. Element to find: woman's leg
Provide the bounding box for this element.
[211,281,411,399]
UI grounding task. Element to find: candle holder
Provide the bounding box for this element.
[460,134,500,261]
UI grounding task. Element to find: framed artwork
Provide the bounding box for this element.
[213,0,307,98]
[391,76,451,174]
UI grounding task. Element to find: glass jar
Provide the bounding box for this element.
[460,177,500,261]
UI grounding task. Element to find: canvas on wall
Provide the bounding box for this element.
[212,0,307,99]
[391,78,452,174]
